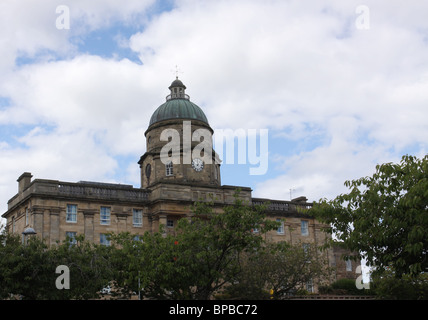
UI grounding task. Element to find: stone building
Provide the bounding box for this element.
[2,78,360,291]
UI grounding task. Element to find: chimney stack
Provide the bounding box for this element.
[17,172,32,193]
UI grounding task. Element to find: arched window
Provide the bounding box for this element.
[166,161,173,176]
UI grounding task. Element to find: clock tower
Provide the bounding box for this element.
[138,78,221,189]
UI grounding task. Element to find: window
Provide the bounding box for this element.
[302,243,311,262]
[100,206,111,225]
[145,164,151,178]
[100,233,110,246]
[66,232,77,245]
[66,204,77,223]
[133,209,143,227]
[346,259,352,272]
[133,235,142,242]
[306,279,314,293]
[276,219,284,234]
[302,243,310,254]
[301,220,309,236]
[167,219,174,228]
[166,161,173,176]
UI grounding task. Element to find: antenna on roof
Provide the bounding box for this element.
[171,65,183,79]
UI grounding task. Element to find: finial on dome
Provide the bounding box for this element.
[172,65,183,80]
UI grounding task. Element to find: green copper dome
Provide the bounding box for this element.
[149,99,209,126]
[148,78,209,127]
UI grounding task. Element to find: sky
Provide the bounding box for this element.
[1,0,428,225]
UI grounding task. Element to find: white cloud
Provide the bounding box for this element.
[253,136,398,202]
[0,0,155,72]
[0,55,156,151]
[128,0,428,142]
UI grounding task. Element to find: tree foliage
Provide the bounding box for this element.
[0,232,53,300]
[371,268,428,300]
[0,231,113,299]
[311,155,428,278]
[221,241,331,299]
[50,234,113,299]
[134,193,279,300]
[0,191,334,300]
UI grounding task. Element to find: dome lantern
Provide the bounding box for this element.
[148,78,209,128]
[167,77,189,101]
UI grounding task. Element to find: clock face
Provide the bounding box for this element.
[192,158,204,172]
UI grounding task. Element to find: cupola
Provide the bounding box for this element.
[148,78,209,128]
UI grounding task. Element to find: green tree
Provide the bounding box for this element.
[371,268,428,300]
[49,234,114,299]
[138,191,279,300]
[0,232,53,299]
[136,227,187,299]
[107,232,145,299]
[0,229,114,299]
[263,242,331,299]
[311,155,428,278]
[223,242,331,300]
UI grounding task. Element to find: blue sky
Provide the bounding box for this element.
[1,0,428,223]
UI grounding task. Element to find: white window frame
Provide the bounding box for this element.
[100,206,111,225]
[301,220,309,236]
[166,161,173,176]
[167,219,174,228]
[100,233,111,246]
[306,279,314,293]
[252,225,259,234]
[302,243,310,254]
[66,204,77,223]
[65,231,77,245]
[276,219,284,235]
[133,209,143,227]
[302,243,311,263]
[133,235,142,242]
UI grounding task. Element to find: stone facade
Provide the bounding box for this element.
[5,176,151,246]
[2,78,361,292]
[139,118,220,189]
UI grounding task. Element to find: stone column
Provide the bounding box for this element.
[49,210,60,246]
[116,213,129,233]
[83,210,96,243]
[31,207,44,240]
[113,206,128,233]
[159,215,167,237]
